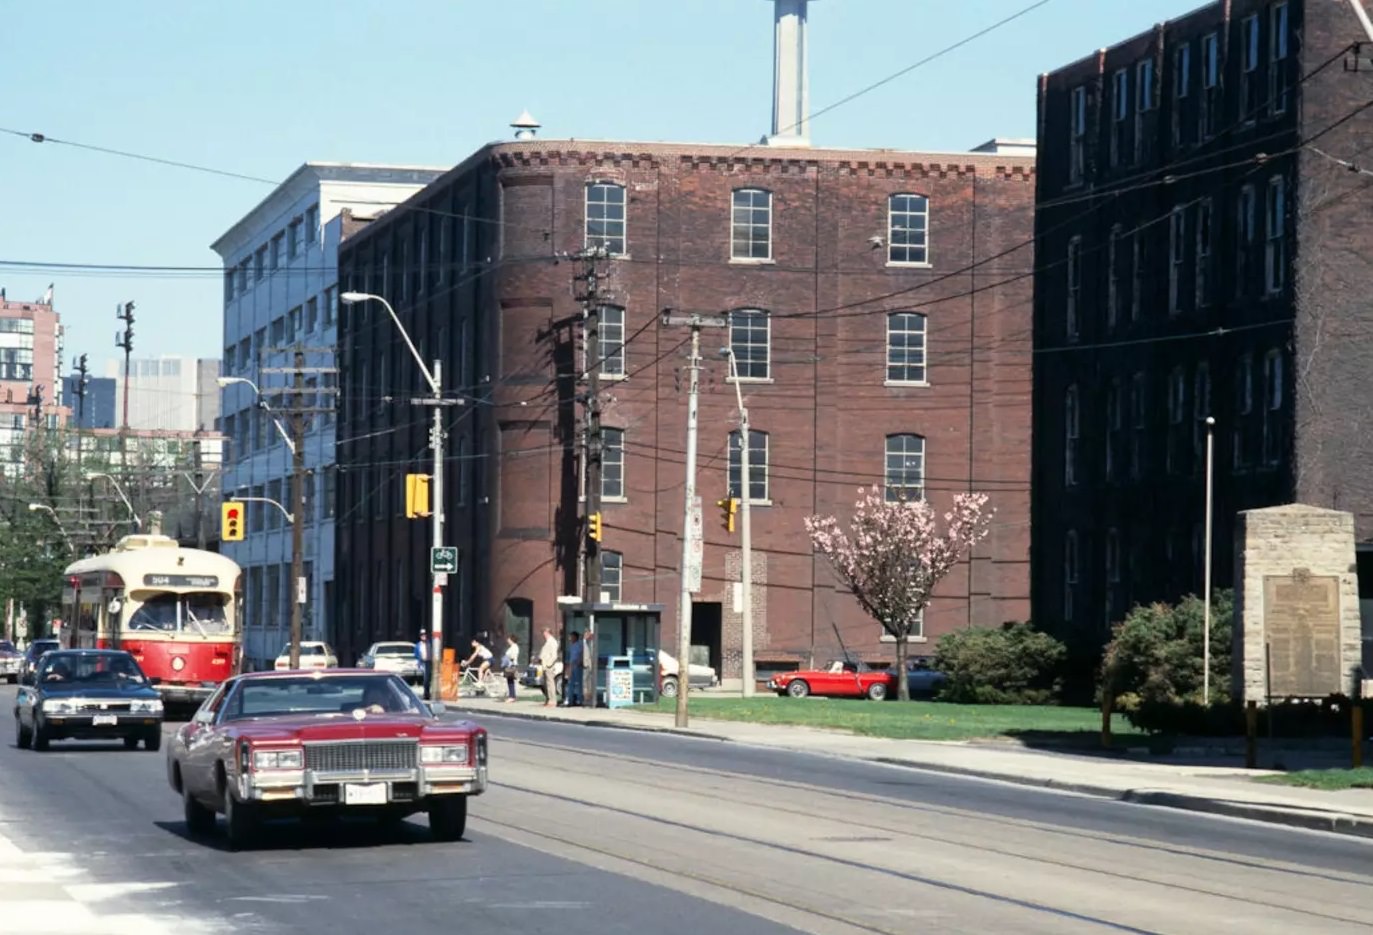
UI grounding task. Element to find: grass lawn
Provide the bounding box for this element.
[638,695,1146,744]
[1257,767,1373,791]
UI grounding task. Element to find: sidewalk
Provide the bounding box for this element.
[447,692,1373,840]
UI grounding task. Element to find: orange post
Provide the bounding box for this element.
[440,648,458,701]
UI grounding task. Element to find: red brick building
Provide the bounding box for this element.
[335,137,1035,680]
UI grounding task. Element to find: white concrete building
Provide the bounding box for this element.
[107,356,220,432]
[212,163,446,669]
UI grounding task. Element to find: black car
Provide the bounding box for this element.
[20,639,61,681]
[14,649,164,751]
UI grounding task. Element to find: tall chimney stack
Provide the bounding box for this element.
[765,0,815,147]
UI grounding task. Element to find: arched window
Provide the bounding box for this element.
[888,194,929,265]
[884,434,925,502]
[585,182,626,254]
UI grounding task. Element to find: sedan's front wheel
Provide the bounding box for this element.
[222,783,258,850]
[428,795,468,841]
[184,786,216,836]
[31,718,50,751]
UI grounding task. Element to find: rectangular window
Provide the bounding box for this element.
[728,430,769,502]
[1234,353,1254,470]
[1130,232,1142,322]
[730,189,772,261]
[1265,176,1286,293]
[1063,531,1079,622]
[1193,362,1212,461]
[1066,236,1082,340]
[1195,199,1213,308]
[305,204,319,243]
[888,194,930,265]
[1069,86,1087,184]
[585,183,627,255]
[1107,226,1122,330]
[602,428,625,499]
[1135,59,1155,161]
[289,305,302,337]
[1270,2,1290,115]
[1240,15,1260,120]
[270,317,286,345]
[886,312,927,383]
[1105,379,1121,481]
[1263,349,1283,466]
[598,305,626,377]
[884,434,926,502]
[224,270,235,303]
[1168,208,1186,315]
[1237,185,1257,297]
[288,220,301,259]
[1111,69,1130,167]
[1064,386,1080,487]
[270,234,283,270]
[728,309,771,379]
[1167,367,1186,474]
[254,247,266,281]
[1130,372,1147,480]
[1173,43,1192,148]
[324,286,337,327]
[306,297,318,334]
[600,551,623,603]
[1201,32,1219,138]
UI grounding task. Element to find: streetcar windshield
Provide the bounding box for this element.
[126,592,232,635]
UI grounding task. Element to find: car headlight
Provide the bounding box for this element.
[253,749,304,770]
[420,744,469,765]
[130,698,164,715]
[42,698,78,715]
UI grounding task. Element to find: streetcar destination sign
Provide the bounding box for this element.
[143,574,219,588]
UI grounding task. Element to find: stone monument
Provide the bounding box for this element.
[1233,504,1363,703]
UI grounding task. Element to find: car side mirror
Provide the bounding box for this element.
[193,709,214,725]
[429,702,446,716]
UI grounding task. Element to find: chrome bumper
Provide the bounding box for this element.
[240,765,488,804]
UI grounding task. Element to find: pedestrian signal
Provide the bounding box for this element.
[717,497,738,533]
[221,502,244,541]
[405,473,431,518]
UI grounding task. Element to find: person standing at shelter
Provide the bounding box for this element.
[538,628,560,707]
[562,631,585,707]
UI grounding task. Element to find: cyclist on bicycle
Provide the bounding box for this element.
[461,638,495,683]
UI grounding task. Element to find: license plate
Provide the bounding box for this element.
[343,783,388,805]
[92,714,117,726]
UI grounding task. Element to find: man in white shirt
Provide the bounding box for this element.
[538,628,560,707]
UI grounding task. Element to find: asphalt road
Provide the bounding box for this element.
[2,687,1372,935]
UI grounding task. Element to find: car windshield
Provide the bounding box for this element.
[126,591,232,636]
[30,641,59,656]
[373,643,414,656]
[39,652,146,685]
[282,644,327,657]
[0,641,15,653]
[222,675,425,721]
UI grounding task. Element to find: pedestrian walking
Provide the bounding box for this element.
[538,628,560,707]
[415,630,432,698]
[501,634,520,703]
[562,631,585,707]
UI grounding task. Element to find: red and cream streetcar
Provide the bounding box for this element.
[61,534,243,708]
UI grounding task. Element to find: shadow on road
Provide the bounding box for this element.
[152,815,466,852]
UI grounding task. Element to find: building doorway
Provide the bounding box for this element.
[690,602,722,675]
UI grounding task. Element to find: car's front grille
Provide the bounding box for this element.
[77,701,132,713]
[304,740,417,772]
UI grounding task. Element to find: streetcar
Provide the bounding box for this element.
[60,533,243,709]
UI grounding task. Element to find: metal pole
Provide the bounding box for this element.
[1203,415,1215,705]
[289,351,306,670]
[430,359,445,701]
[729,354,754,698]
[676,325,702,728]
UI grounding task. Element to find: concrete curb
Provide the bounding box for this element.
[454,703,1373,839]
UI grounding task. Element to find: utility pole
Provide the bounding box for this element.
[575,247,609,706]
[662,311,726,727]
[72,354,89,426]
[1203,416,1215,705]
[723,349,755,697]
[193,436,207,551]
[421,358,448,697]
[115,302,135,430]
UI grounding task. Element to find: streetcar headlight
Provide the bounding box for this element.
[420,745,469,765]
[130,698,164,715]
[252,749,303,770]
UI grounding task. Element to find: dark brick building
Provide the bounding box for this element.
[335,137,1036,679]
[1031,0,1373,667]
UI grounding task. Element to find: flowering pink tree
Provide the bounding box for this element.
[804,487,993,700]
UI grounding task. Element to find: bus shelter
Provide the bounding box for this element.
[558,601,663,706]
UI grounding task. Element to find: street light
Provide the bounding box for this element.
[1203,415,1216,706]
[27,503,74,553]
[85,473,140,532]
[340,291,460,700]
[719,346,755,698]
[217,377,294,454]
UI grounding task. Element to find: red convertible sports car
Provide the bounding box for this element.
[166,669,487,849]
[767,659,945,701]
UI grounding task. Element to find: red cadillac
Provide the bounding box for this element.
[166,669,487,849]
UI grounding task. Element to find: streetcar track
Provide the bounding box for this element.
[494,732,1373,888]
[481,779,1164,934]
[488,747,1373,929]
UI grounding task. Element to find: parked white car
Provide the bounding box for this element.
[657,650,718,698]
[357,641,423,683]
[273,641,338,671]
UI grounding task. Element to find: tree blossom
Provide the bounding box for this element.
[804,487,993,700]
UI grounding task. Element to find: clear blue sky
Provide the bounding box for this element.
[2,0,1203,367]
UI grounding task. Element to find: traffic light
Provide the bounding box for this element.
[718,497,739,533]
[221,502,244,541]
[588,512,603,542]
[405,474,431,518]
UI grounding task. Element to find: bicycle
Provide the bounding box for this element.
[459,664,505,698]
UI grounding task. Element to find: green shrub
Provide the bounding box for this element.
[934,622,1066,705]
[1101,591,1233,715]
[1123,693,1371,737]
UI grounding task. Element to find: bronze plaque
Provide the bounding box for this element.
[1264,571,1342,697]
